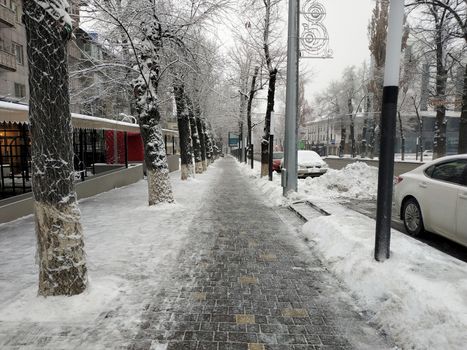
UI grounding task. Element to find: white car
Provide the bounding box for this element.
[394,154,467,246]
[423,150,433,159]
[296,150,328,178]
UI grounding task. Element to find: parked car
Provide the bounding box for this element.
[394,154,467,247]
[423,150,433,159]
[272,152,284,172]
[280,150,328,178]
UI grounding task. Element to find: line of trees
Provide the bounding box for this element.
[310,0,465,160]
[227,0,286,176]
[24,0,229,297]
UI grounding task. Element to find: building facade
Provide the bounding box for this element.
[304,111,461,156]
[0,0,27,102]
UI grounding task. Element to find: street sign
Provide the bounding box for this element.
[228,132,239,147]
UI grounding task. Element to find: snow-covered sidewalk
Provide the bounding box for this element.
[0,165,220,349]
[238,160,467,350]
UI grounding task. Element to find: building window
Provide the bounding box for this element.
[14,83,26,98]
[11,1,21,23]
[13,42,23,65]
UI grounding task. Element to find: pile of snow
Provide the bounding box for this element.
[302,213,467,350]
[237,160,287,207]
[237,160,378,203]
[302,162,378,200]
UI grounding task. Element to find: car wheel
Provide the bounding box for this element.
[402,198,424,236]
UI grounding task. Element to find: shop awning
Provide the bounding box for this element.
[0,101,178,135]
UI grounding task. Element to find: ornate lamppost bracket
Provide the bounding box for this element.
[299,0,333,59]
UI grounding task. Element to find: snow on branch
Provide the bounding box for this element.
[36,0,73,27]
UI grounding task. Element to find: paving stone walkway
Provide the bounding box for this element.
[129,158,393,350]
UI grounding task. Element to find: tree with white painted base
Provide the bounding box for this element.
[24,0,87,296]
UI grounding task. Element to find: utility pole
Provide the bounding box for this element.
[374,0,405,262]
[282,0,299,195]
[283,0,332,195]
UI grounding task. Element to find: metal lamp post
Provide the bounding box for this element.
[282,0,332,196]
[282,0,299,195]
[374,0,405,262]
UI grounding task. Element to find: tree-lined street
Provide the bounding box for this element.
[0,0,466,349]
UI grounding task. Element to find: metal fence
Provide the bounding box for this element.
[0,122,106,199]
[0,123,31,198]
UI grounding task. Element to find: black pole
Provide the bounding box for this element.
[164,134,168,155]
[268,134,274,181]
[374,0,404,262]
[79,129,85,181]
[250,144,254,169]
[124,131,128,169]
[239,124,244,163]
[83,129,88,178]
[91,130,96,175]
[10,142,15,195]
[172,135,175,154]
[375,86,398,261]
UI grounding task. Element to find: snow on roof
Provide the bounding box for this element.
[0,101,178,135]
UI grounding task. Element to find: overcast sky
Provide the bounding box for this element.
[300,0,374,96]
[212,0,375,101]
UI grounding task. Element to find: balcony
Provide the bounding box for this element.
[0,49,16,71]
[68,41,82,60]
[0,5,15,27]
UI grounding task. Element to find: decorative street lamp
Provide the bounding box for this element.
[282,0,332,196]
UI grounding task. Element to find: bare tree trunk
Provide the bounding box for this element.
[350,118,356,158]
[432,8,448,159]
[174,84,193,180]
[348,98,356,157]
[459,63,467,154]
[201,120,210,168]
[204,122,214,164]
[193,93,207,171]
[190,113,203,173]
[398,111,405,161]
[184,96,202,173]
[24,1,87,296]
[339,126,347,157]
[261,68,277,177]
[139,112,174,205]
[133,35,173,205]
[361,118,368,157]
[197,117,207,171]
[247,67,259,167]
[412,96,424,162]
[433,66,447,159]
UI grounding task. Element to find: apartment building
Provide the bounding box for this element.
[0,0,132,118]
[0,0,27,102]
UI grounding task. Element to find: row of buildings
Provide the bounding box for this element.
[301,111,462,157]
[0,0,133,116]
[0,1,181,200]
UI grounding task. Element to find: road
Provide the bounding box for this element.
[339,199,467,263]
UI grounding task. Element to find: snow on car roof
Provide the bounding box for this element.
[298,150,323,163]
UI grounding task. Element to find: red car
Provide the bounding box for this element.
[272,152,284,172]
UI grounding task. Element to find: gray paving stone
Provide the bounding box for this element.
[127,159,394,350]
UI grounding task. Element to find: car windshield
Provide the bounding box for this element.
[298,151,322,163]
[273,152,284,160]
